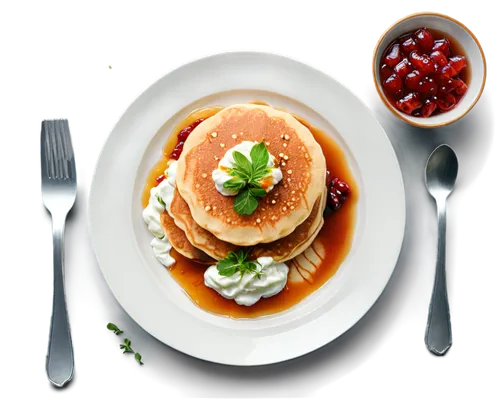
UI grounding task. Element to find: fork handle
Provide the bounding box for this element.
[46,214,74,387]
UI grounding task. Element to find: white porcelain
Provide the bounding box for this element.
[373,12,487,128]
[89,52,406,366]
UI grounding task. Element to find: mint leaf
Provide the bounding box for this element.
[249,186,266,198]
[107,323,123,335]
[231,151,253,180]
[250,142,270,180]
[223,177,246,192]
[135,353,144,365]
[234,188,259,215]
[216,251,262,277]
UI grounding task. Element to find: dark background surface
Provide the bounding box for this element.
[30,6,497,398]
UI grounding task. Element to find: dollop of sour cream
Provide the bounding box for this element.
[204,257,289,306]
[142,161,179,267]
[212,141,283,196]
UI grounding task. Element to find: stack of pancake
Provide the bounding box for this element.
[161,104,327,264]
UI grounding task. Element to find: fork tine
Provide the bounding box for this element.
[54,121,67,179]
[60,120,76,180]
[42,121,57,179]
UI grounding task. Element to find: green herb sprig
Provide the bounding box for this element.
[217,250,262,277]
[107,323,144,365]
[223,142,272,215]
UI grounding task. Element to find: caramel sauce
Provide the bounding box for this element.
[142,103,358,318]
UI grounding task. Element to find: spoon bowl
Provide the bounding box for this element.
[425,145,459,200]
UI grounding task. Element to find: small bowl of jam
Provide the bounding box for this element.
[373,12,486,128]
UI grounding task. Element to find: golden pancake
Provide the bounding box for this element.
[176,104,326,246]
[160,211,213,264]
[169,187,326,262]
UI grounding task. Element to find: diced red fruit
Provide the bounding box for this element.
[449,56,467,75]
[383,74,403,95]
[437,64,457,83]
[328,193,341,211]
[394,58,412,77]
[325,170,332,186]
[405,70,421,91]
[415,28,434,53]
[430,50,448,67]
[432,38,450,56]
[446,78,468,96]
[155,174,166,186]
[384,43,402,67]
[418,77,438,95]
[380,64,393,81]
[409,51,437,76]
[396,92,423,115]
[422,99,437,118]
[191,118,204,128]
[436,93,456,111]
[401,38,419,55]
[398,33,413,44]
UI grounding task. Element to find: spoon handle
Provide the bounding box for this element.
[425,198,452,355]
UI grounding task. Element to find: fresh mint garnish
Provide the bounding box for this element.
[120,338,134,354]
[107,323,123,335]
[224,142,272,215]
[216,250,262,277]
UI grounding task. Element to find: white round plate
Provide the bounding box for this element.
[89,52,405,366]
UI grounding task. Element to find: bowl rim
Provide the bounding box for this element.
[372,11,487,128]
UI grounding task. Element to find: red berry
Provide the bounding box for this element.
[436,93,456,111]
[421,99,437,117]
[155,174,166,185]
[449,56,467,75]
[415,28,434,53]
[417,76,438,96]
[332,178,351,197]
[325,170,332,186]
[430,50,448,67]
[384,43,402,67]
[396,92,423,115]
[446,78,468,96]
[394,58,412,78]
[409,51,436,76]
[383,73,403,95]
[405,70,422,91]
[327,178,350,211]
[437,64,457,83]
[328,193,341,211]
[380,64,393,81]
[432,39,450,56]
[401,38,419,55]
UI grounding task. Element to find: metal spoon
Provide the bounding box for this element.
[424,144,458,356]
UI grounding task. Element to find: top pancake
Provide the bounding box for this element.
[176,104,326,246]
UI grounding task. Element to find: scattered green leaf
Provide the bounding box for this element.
[120,338,134,354]
[109,65,112,69]
[107,323,123,335]
[135,353,144,365]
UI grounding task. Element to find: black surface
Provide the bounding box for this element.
[33,5,496,398]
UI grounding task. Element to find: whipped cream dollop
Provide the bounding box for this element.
[212,141,283,196]
[142,161,178,267]
[204,257,289,306]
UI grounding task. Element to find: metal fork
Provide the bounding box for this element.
[41,120,76,387]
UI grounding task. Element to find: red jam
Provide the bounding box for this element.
[169,118,205,160]
[155,174,166,186]
[380,28,468,117]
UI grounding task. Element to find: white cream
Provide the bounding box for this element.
[142,161,178,267]
[204,257,289,306]
[212,141,283,196]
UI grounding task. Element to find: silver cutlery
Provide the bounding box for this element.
[424,144,458,356]
[41,120,76,387]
